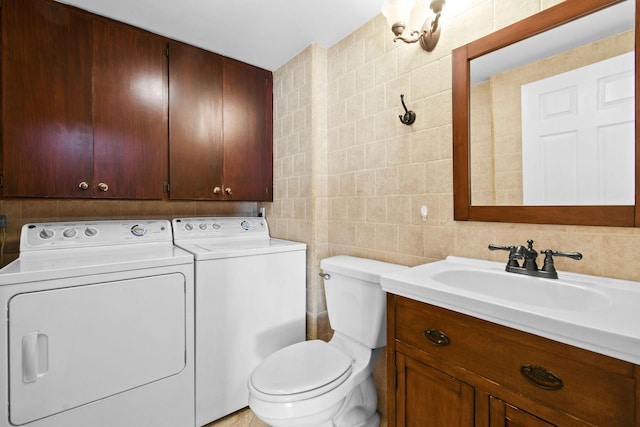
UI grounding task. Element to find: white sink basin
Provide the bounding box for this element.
[380,256,640,364]
[432,269,612,312]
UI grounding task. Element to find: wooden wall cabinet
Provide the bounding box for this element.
[168,42,273,201]
[168,41,224,200]
[2,0,168,199]
[387,295,639,427]
[2,0,93,198]
[2,0,273,201]
[91,18,168,199]
[220,58,273,202]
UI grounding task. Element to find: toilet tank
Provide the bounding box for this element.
[320,256,408,349]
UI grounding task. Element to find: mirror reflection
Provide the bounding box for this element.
[469,0,635,206]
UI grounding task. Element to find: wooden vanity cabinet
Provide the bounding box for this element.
[395,351,474,426]
[168,43,273,201]
[489,397,556,427]
[387,295,638,427]
[1,0,168,199]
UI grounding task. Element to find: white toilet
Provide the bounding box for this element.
[248,255,408,427]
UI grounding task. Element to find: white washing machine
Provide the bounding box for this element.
[172,217,306,426]
[0,220,195,427]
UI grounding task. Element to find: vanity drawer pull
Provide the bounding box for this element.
[423,328,450,346]
[520,365,563,390]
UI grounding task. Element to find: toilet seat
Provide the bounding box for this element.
[249,340,353,403]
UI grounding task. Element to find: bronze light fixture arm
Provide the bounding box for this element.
[394,29,427,44]
[384,0,445,52]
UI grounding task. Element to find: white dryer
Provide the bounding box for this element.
[0,220,195,427]
[172,217,306,426]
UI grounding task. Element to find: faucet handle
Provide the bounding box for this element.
[488,244,521,267]
[488,244,515,252]
[542,249,583,260]
[541,249,583,278]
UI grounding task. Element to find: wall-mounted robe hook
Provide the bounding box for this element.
[398,94,416,125]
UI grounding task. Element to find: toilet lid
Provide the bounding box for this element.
[250,340,353,396]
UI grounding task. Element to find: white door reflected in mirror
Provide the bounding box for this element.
[521,52,635,205]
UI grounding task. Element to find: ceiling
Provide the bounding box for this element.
[471,0,635,83]
[56,0,387,71]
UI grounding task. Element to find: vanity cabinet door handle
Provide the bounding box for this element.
[423,328,450,346]
[520,365,563,390]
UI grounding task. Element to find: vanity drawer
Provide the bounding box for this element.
[393,296,636,427]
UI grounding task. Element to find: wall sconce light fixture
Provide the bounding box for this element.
[381,0,445,52]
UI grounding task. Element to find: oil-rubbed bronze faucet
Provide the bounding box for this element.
[488,240,582,279]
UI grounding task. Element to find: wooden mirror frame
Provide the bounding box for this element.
[452,0,640,226]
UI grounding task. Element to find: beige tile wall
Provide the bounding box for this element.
[265,44,331,341]
[267,0,640,416]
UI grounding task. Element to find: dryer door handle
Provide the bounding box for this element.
[22,332,48,383]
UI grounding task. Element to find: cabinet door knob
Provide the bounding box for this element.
[213,186,222,195]
[78,181,89,190]
[98,183,109,192]
[520,365,563,390]
[423,329,450,346]
[225,187,232,195]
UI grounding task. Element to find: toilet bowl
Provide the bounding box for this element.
[248,256,408,427]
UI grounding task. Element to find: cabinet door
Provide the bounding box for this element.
[92,18,168,199]
[222,58,273,201]
[396,353,474,427]
[489,397,556,427]
[2,0,93,197]
[168,42,224,200]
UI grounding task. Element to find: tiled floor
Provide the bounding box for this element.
[204,407,388,427]
[204,407,268,427]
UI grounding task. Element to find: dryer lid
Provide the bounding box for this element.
[250,340,352,396]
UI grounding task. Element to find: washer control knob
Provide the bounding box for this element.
[212,223,221,230]
[39,229,54,239]
[240,220,253,231]
[199,223,208,231]
[184,223,194,231]
[63,228,77,238]
[84,227,98,237]
[131,224,147,237]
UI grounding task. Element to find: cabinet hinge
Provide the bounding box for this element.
[164,182,170,193]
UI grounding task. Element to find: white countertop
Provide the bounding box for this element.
[381,256,640,365]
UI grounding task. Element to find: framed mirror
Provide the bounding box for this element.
[452,0,639,226]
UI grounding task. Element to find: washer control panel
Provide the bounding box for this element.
[21,220,172,251]
[173,217,269,240]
